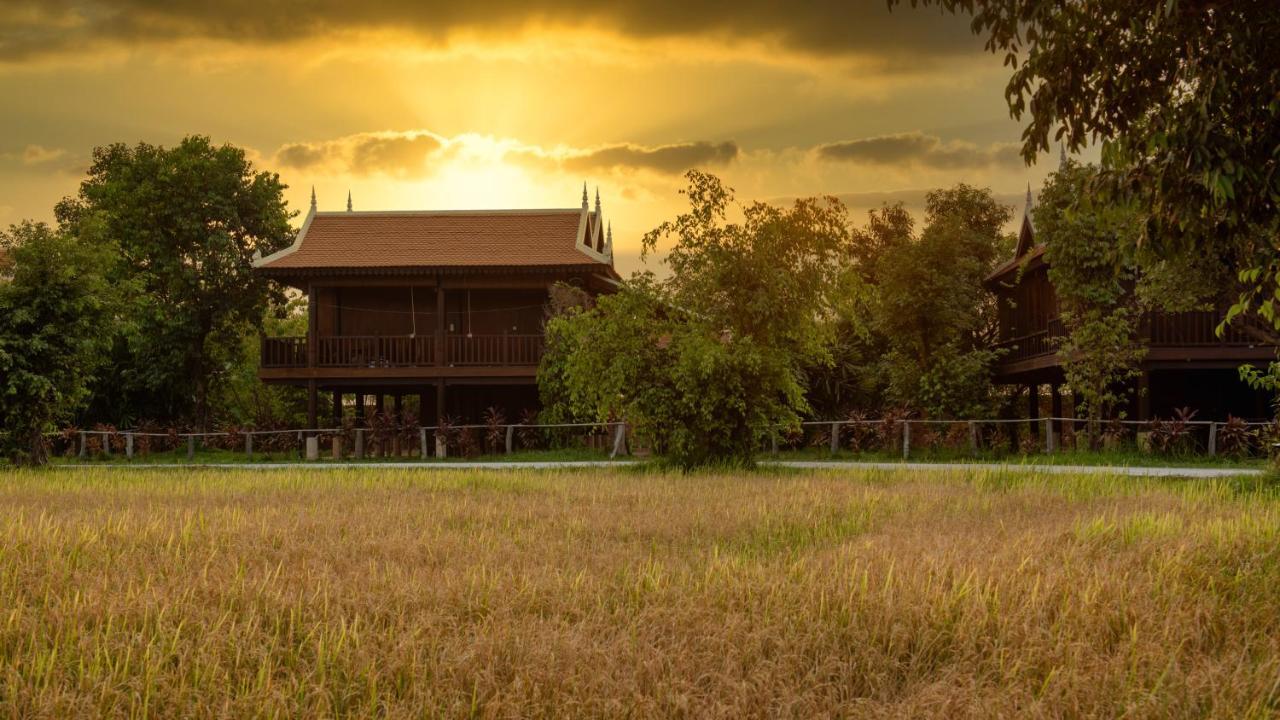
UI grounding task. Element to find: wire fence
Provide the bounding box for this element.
[46,415,1275,463]
[48,421,630,462]
[782,417,1275,460]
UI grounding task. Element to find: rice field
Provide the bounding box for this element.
[0,466,1278,718]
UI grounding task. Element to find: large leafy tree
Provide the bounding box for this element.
[1037,162,1147,444]
[893,0,1280,334]
[56,136,294,427]
[0,222,116,465]
[542,172,853,468]
[870,186,1012,417]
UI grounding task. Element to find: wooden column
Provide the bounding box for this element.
[1137,372,1152,421]
[1027,384,1040,440]
[375,394,385,418]
[394,394,404,422]
[354,392,366,427]
[436,279,446,366]
[436,379,446,424]
[306,380,318,431]
[1050,384,1063,441]
[306,283,318,368]
[418,390,430,424]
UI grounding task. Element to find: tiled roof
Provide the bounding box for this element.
[257,209,609,272]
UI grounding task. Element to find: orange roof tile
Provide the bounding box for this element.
[257,209,611,273]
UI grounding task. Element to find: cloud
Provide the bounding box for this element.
[21,144,67,166]
[519,140,739,175]
[815,132,1023,170]
[275,131,445,177]
[0,1,979,66]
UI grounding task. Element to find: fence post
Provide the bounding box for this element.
[186,436,195,461]
[506,425,515,454]
[355,429,365,460]
[771,432,778,455]
[1208,422,1217,457]
[79,431,86,458]
[1045,418,1055,454]
[125,433,134,459]
[435,433,447,459]
[830,421,841,455]
[902,421,911,460]
[246,433,253,460]
[611,422,629,458]
[968,421,978,457]
[418,427,427,460]
[102,433,111,457]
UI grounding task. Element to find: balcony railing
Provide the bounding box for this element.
[994,311,1268,365]
[261,334,545,369]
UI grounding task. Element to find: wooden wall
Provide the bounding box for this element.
[996,266,1058,340]
[314,286,548,338]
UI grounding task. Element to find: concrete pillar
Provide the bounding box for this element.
[305,436,319,461]
[902,421,911,459]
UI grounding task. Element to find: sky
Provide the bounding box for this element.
[0,0,1081,273]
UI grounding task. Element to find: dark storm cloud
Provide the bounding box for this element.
[816,132,1023,170]
[0,0,980,64]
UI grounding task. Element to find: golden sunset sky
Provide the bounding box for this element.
[0,1,1084,272]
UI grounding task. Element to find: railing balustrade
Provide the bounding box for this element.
[995,310,1268,365]
[261,336,307,368]
[260,334,544,368]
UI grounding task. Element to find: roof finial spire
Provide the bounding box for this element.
[594,187,601,217]
[1026,182,1033,209]
[606,221,613,251]
[581,182,589,210]
[346,190,353,212]
[310,186,317,213]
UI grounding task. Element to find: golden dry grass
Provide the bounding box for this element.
[0,466,1278,718]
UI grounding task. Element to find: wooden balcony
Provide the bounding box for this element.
[261,334,546,370]
[993,310,1274,377]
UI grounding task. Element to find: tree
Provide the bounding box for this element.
[55,136,295,427]
[870,186,1012,417]
[0,222,115,465]
[892,0,1280,336]
[542,172,853,468]
[1037,161,1147,444]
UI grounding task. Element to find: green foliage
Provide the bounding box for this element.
[0,222,116,465]
[1037,162,1147,439]
[894,0,1280,336]
[207,299,309,428]
[870,186,1012,417]
[55,135,295,427]
[542,172,852,468]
